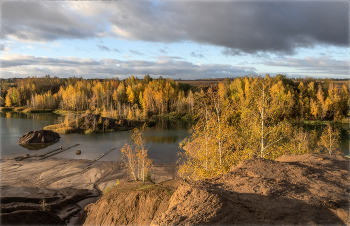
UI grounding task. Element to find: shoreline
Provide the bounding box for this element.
[0,157,179,225]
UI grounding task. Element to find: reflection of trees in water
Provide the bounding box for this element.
[19,142,57,150]
[1,112,59,124]
[153,118,192,130]
[1,112,27,119]
[145,136,178,144]
[27,113,60,122]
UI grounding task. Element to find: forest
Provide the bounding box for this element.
[1,74,349,180]
[1,74,349,122]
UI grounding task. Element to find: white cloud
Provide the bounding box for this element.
[1,53,257,79]
[261,56,349,77]
[26,46,34,49]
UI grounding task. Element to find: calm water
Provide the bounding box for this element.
[1,112,349,163]
[0,112,190,163]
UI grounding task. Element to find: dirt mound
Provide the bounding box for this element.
[78,180,185,226]
[18,130,60,144]
[151,154,349,225]
[1,210,64,225]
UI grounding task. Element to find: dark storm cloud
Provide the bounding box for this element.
[2,1,348,54]
[108,1,349,54]
[1,1,104,42]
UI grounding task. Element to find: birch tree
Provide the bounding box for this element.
[237,76,292,159]
[318,123,341,155]
[121,125,153,183]
[179,87,237,180]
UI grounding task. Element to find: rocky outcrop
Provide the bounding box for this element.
[151,154,349,225]
[18,130,60,144]
[78,180,184,226]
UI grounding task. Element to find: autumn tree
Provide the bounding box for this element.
[285,127,317,155]
[121,125,153,183]
[237,76,292,159]
[179,87,237,180]
[318,123,341,155]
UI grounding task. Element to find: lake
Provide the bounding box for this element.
[0,112,190,163]
[1,112,349,163]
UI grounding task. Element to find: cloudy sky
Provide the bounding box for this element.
[1,1,349,79]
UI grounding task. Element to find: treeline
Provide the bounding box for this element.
[1,74,349,121]
[1,75,194,120]
[218,75,349,121]
[179,76,346,180]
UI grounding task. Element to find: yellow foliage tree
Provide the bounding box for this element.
[179,87,238,180]
[318,123,341,155]
[127,109,133,120]
[121,125,153,183]
[238,77,292,159]
[5,92,12,107]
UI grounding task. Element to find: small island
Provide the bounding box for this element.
[43,114,146,134]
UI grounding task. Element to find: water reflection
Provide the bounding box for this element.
[19,142,57,151]
[145,136,178,144]
[0,112,60,122]
[0,113,189,163]
[2,112,348,162]
[152,117,192,130]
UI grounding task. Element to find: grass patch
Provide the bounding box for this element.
[23,108,53,113]
[52,110,85,115]
[85,129,98,134]
[336,118,350,124]
[43,124,76,134]
[103,179,120,195]
[133,184,174,196]
[0,107,14,112]
[302,120,336,125]
[14,107,26,111]
[181,114,192,121]
[163,112,183,120]
[117,128,129,131]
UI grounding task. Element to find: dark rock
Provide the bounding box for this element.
[18,130,60,144]
[0,210,64,225]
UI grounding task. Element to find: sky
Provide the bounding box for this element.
[1,1,349,80]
